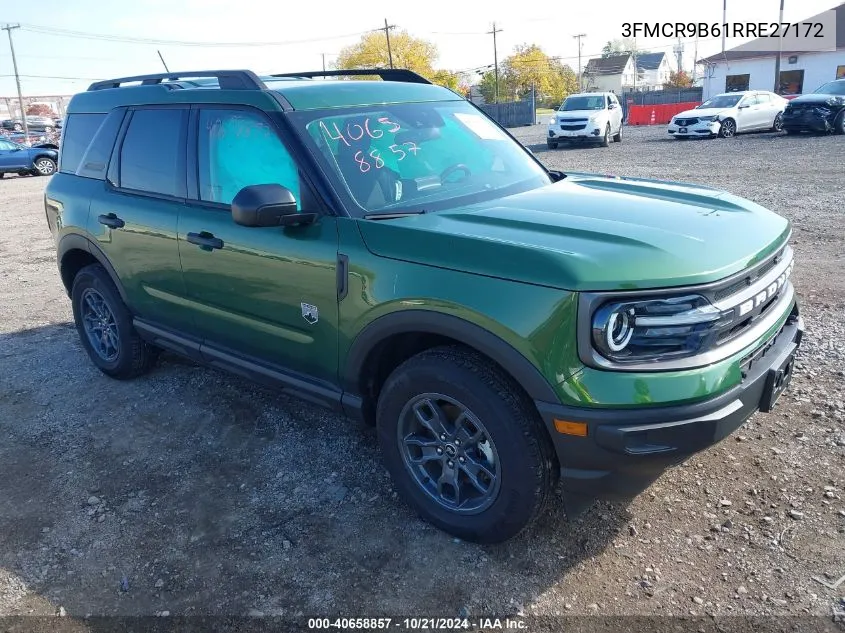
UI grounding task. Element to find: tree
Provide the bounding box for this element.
[430,70,460,91]
[26,103,53,116]
[665,70,693,88]
[601,38,644,58]
[499,44,578,107]
[336,29,437,77]
[477,71,499,103]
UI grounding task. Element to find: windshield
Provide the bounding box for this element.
[292,100,550,217]
[699,95,742,109]
[559,96,605,111]
[814,81,845,95]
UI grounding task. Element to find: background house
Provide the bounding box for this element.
[700,2,845,99]
[584,52,671,93]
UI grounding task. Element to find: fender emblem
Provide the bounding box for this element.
[301,303,318,325]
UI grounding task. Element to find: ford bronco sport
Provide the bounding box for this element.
[46,69,803,543]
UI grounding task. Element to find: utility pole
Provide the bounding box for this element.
[573,33,586,92]
[321,53,326,72]
[692,35,699,82]
[674,37,684,75]
[488,22,503,103]
[773,0,785,93]
[383,19,394,68]
[721,0,727,54]
[157,50,170,72]
[2,24,30,141]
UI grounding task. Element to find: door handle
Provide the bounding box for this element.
[186,231,224,250]
[98,213,125,229]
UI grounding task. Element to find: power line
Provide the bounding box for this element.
[17,23,380,47]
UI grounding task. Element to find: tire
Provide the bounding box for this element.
[546,139,558,149]
[613,124,622,143]
[718,118,736,138]
[772,113,784,132]
[33,157,56,176]
[13,122,22,132]
[376,346,558,544]
[71,264,158,379]
[834,110,845,135]
[600,123,610,147]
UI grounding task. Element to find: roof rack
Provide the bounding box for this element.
[271,69,432,85]
[87,70,267,92]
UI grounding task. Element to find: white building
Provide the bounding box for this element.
[700,2,845,100]
[583,52,672,93]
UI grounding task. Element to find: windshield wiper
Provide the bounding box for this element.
[364,210,429,220]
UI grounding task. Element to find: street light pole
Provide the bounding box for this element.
[773,0,785,93]
[2,23,30,142]
[573,33,586,92]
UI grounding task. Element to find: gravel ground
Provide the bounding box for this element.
[1,125,844,626]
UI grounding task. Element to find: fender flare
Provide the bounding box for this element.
[57,233,128,303]
[343,310,559,403]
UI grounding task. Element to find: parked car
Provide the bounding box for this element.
[781,79,845,134]
[0,115,58,132]
[668,91,787,139]
[4,130,59,149]
[0,137,58,176]
[45,69,801,543]
[547,92,624,148]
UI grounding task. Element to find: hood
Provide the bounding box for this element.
[788,93,845,105]
[554,110,606,119]
[674,107,728,119]
[357,173,791,292]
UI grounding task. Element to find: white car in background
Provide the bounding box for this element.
[547,92,623,148]
[668,91,788,139]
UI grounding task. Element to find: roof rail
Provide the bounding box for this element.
[87,70,267,91]
[270,69,432,85]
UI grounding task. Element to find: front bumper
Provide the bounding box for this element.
[548,124,604,141]
[782,111,832,132]
[667,120,720,137]
[534,302,803,508]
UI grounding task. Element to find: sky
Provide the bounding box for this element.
[0,0,841,98]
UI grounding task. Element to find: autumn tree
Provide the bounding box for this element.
[476,45,577,107]
[601,38,643,58]
[26,103,54,116]
[665,70,694,88]
[430,69,460,91]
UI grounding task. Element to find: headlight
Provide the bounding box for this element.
[698,116,716,121]
[549,117,556,124]
[591,295,724,362]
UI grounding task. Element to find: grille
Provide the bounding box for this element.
[674,117,699,126]
[561,124,587,131]
[559,117,588,123]
[713,255,779,301]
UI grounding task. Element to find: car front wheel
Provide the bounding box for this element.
[33,157,56,176]
[772,113,784,132]
[376,346,558,543]
[718,118,736,138]
[834,110,845,135]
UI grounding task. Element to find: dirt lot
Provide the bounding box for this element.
[1,125,844,627]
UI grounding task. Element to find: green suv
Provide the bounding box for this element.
[45,69,803,543]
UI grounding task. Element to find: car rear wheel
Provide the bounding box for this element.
[718,118,736,138]
[33,157,56,176]
[13,123,22,132]
[376,346,558,543]
[71,264,159,379]
[834,111,845,135]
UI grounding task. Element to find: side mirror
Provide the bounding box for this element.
[231,184,316,228]
[738,104,749,109]
[608,103,616,109]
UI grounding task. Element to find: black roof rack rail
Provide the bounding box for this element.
[270,69,432,85]
[87,70,267,92]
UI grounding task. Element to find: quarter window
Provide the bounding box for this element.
[119,108,186,197]
[59,113,106,174]
[197,108,300,207]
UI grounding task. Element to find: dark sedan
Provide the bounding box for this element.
[782,79,845,134]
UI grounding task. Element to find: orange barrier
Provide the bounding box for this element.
[627,102,702,125]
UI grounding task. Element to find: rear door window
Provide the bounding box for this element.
[118,108,187,197]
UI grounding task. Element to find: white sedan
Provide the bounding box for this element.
[668,91,788,139]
